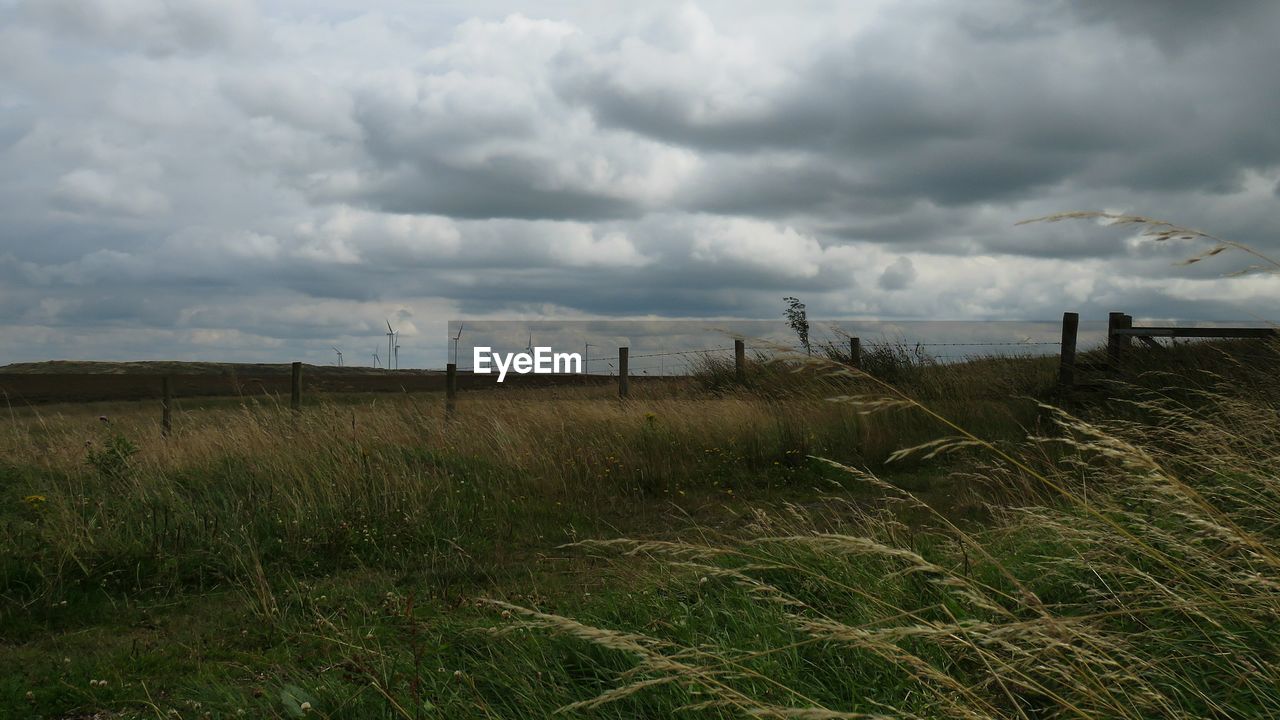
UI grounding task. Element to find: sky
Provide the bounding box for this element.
[2,0,1279,367]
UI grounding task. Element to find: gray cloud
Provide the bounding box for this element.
[878,257,916,291]
[2,0,1280,366]
[1069,0,1276,53]
[556,2,1280,206]
[22,0,262,57]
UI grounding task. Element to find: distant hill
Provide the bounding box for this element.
[0,360,441,376]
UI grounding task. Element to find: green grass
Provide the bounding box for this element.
[4,343,1278,718]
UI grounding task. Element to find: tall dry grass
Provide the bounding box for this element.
[1,365,1043,624]
[467,350,1280,717]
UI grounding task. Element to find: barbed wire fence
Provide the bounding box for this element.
[452,340,1068,374]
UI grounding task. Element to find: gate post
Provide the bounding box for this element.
[1059,312,1078,388]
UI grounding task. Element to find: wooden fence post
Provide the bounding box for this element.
[618,346,629,399]
[290,362,302,413]
[1107,312,1122,369]
[1122,314,1135,359]
[446,362,457,415]
[849,336,861,370]
[1059,312,1078,388]
[734,339,746,384]
[161,375,173,437]
[1107,312,1131,370]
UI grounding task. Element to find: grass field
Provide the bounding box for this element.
[3,344,1280,718]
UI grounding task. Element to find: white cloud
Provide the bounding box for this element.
[691,218,830,278]
[548,226,650,268]
[53,168,169,217]
[556,5,790,127]
[292,206,462,265]
[221,69,359,138]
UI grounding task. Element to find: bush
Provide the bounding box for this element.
[85,434,138,481]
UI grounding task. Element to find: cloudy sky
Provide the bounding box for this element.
[2,0,1279,367]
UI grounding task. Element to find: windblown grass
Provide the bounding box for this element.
[451,348,1280,716]
[4,327,1278,717]
[0,370,1039,633]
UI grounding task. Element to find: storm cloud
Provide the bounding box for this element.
[2,0,1279,365]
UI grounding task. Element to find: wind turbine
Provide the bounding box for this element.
[385,320,396,371]
[525,332,533,354]
[393,333,401,370]
[372,351,380,368]
[332,346,343,367]
[450,323,464,366]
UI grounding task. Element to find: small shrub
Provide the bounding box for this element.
[85,434,138,481]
